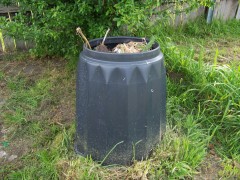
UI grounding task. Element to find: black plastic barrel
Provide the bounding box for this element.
[75,37,166,165]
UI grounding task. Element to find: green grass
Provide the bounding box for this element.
[4,106,208,179]
[154,18,240,174]
[153,18,240,64]
[3,77,52,125]
[0,71,4,80]
[1,18,240,179]
[155,24,240,163]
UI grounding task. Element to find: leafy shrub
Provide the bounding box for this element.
[0,0,213,57]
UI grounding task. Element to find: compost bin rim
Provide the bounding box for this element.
[81,36,162,62]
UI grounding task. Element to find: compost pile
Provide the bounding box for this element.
[76,27,154,53]
[95,40,150,53]
[112,41,148,53]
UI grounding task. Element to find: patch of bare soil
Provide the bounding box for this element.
[177,38,240,65]
[50,100,75,126]
[194,153,223,180]
[203,39,240,64]
[0,56,66,78]
[0,56,75,168]
[0,136,32,166]
[202,39,240,64]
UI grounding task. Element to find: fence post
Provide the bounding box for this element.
[207,0,216,24]
[0,30,6,52]
[236,5,240,20]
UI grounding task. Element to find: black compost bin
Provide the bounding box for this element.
[75,37,166,165]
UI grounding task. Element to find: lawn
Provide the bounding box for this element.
[0,18,240,179]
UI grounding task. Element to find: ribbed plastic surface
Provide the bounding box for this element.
[75,37,166,165]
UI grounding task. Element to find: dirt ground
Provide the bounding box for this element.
[177,38,240,65]
[194,152,223,179]
[0,54,75,170]
[0,52,237,179]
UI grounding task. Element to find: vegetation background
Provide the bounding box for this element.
[1,0,213,56]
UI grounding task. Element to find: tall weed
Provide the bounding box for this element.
[155,22,240,162]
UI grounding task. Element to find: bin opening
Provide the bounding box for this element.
[90,37,159,54]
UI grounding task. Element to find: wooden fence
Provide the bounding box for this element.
[214,0,240,20]
[0,0,240,53]
[0,4,32,53]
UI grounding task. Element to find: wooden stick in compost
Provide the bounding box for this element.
[76,27,92,49]
[102,28,110,45]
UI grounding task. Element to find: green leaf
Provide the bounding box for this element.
[2,141,10,148]
[117,21,121,27]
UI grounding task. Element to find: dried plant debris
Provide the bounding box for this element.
[113,41,147,53]
[95,28,110,52]
[76,26,156,53]
[95,44,109,52]
[94,28,155,53]
[112,37,155,54]
[76,27,92,49]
